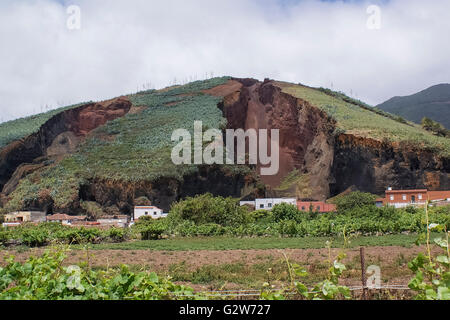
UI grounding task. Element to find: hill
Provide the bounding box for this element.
[377,84,450,129]
[1,77,450,216]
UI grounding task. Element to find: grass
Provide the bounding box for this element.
[72,233,441,251]
[277,82,450,157]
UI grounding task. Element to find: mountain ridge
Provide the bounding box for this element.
[377,83,450,129]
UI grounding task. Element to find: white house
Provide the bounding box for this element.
[133,206,165,220]
[240,198,297,210]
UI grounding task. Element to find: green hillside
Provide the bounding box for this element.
[4,77,251,212]
[377,84,450,129]
[277,82,450,156]
[0,103,89,149]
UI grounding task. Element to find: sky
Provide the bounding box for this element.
[0,0,449,122]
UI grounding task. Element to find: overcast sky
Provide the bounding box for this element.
[0,0,449,122]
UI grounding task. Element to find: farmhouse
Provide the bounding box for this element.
[297,201,337,213]
[4,211,46,223]
[133,206,166,221]
[376,188,450,208]
[240,198,297,210]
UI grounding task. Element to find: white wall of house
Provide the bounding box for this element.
[239,201,255,207]
[134,206,164,220]
[254,198,297,210]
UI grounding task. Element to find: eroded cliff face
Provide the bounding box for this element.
[218,78,450,200]
[331,134,450,195]
[219,79,336,201]
[78,166,253,213]
[0,97,132,194]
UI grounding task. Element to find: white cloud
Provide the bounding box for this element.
[0,0,449,122]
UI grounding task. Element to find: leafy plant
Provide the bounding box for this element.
[408,202,450,300]
[0,248,197,300]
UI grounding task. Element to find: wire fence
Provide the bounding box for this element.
[177,284,412,299]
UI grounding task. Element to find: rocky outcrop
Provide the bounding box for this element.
[0,97,132,193]
[78,166,254,213]
[220,79,336,201]
[331,134,450,195]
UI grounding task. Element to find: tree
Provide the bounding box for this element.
[168,193,249,226]
[272,203,300,222]
[333,192,376,212]
[421,117,434,131]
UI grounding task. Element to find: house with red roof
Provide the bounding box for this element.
[376,188,450,208]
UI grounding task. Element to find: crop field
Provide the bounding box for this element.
[0,236,443,297]
[278,82,450,156]
[1,194,449,300]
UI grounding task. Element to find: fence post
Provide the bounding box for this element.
[360,247,368,300]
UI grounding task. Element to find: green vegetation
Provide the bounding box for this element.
[154,193,450,238]
[5,77,252,213]
[332,191,377,211]
[421,117,449,137]
[0,223,131,247]
[377,83,450,129]
[3,193,450,250]
[408,203,450,300]
[0,103,88,149]
[279,82,450,156]
[168,193,250,227]
[0,248,196,300]
[74,234,441,251]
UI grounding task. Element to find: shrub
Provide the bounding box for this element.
[0,229,9,245]
[168,193,249,227]
[21,228,49,247]
[141,220,168,240]
[108,227,127,242]
[333,192,377,212]
[272,203,301,222]
[64,227,102,244]
[248,209,273,223]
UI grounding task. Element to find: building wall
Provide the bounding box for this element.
[385,190,427,205]
[134,207,164,220]
[297,202,336,213]
[254,198,296,210]
[5,211,46,223]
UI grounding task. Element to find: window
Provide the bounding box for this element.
[260,204,264,209]
[153,212,157,215]
[390,195,394,201]
[418,194,423,200]
[301,206,306,211]
[402,195,407,201]
[268,203,272,208]
[316,206,321,211]
[145,212,148,216]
